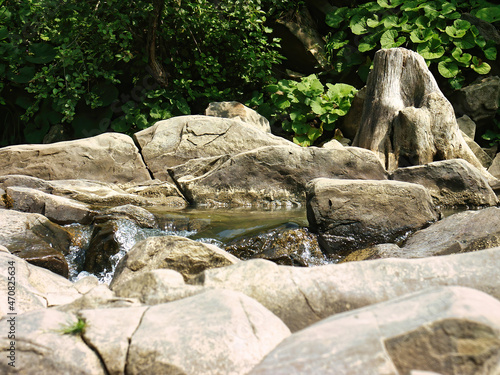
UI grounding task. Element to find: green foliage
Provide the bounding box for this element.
[58,318,86,336]
[0,0,284,145]
[251,74,357,146]
[325,0,498,89]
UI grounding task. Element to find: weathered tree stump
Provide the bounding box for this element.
[353,48,484,173]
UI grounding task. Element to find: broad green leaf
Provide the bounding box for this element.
[325,83,357,102]
[366,15,381,28]
[135,114,149,129]
[475,7,500,23]
[380,30,406,49]
[484,47,497,61]
[310,98,326,116]
[415,15,430,28]
[440,2,456,14]
[422,4,439,19]
[377,0,404,8]
[438,59,459,78]
[449,74,465,89]
[0,26,7,40]
[282,120,292,132]
[451,47,472,65]
[290,111,306,122]
[417,38,444,59]
[471,56,491,75]
[307,127,322,141]
[410,29,433,43]
[445,20,470,39]
[273,95,291,110]
[264,84,279,93]
[293,135,312,147]
[26,43,57,64]
[382,15,399,28]
[350,14,368,35]
[452,30,475,49]
[359,41,377,52]
[291,122,309,135]
[8,66,35,83]
[111,116,131,132]
[175,97,190,114]
[299,74,324,96]
[326,7,349,28]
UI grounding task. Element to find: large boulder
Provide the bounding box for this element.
[205,101,271,133]
[0,209,71,277]
[392,159,498,207]
[110,235,239,289]
[249,286,500,375]
[191,247,500,332]
[134,115,293,180]
[5,186,96,225]
[173,145,388,207]
[399,207,500,257]
[0,309,106,374]
[0,250,82,317]
[126,289,291,375]
[306,178,438,255]
[0,133,151,183]
[454,75,500,123]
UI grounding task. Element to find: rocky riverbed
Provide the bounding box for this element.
[1,48,500,374]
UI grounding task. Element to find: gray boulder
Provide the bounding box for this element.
[205,101,271,133]
[399,207,500,257]
[110,235,239,289]
[0,133,151,183]
[454,75,500,123]
[134,115,293,180]
[249,286,500,375]
[0,309,106,374]
[489,152,500,180]
[306,178,438,255]
[0,209,71,277]
[191,247,500,332]
[392,159,498,207]
[5,186,96,224]
[127,289,291,375]
[173,145,387,207]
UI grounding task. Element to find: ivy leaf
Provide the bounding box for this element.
[366,15,381,28]
[135,113,149,129]
[417,38,445,60]
[291,122,309,135]
[438,59,459,78]
[358,32,381,52]
[445,19,471,39]
[293,135,312,147]
[451,47,472,65]
[410,28,433,43]
[175,98,191,114]
[415,16,430,29]
[452,30,475,49]
[350,14,368,35]
[326,7,349,28]
[449,74,465,90]
[290,111,306,123]
[273,95,291,110]
[382,15,399,28]
[310,98,327,115]
[26,43,57,64]
[474,7,500,23]
[471,56,491,75]
[380,29,406,49]
[328,31,349,50]
[484,47,497,61]
[111,116,130,132]
[377,0,404,8]
[440,2,456,14]
[307,127,323,142]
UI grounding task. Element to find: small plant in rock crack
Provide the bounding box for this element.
[249,74,357,147]
[58,318,87,336]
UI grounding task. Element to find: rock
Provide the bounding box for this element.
[306,178,438,256]
[0,132,151,183]
[113,269,206,304]
[248,286,500,375]
[457,115,476,139]
[173,145,387,207]
[340,243,402,263]
[340,86,366,140]
[461,131,493,168]
[56,284,140,313]
[0,309,106,374]
[110,235,239,289]
[191,247,500,332]
[226,226,329,266]
[489,153,500,180]
[134,115,293,180]
[83,220,121,275]
[0,209,71,277]
[353,48,484,172]
[120,179,186,207]
[127,289,291,375]
[320,139,344,149]
[99,204,158,228]
[392,159,498,207]
[5,186,96,224]
[0,174,52,191]
[205,101,271,133]
[80,306,148,375]
[399,207,500,257]
[72,275,99,294]
[454,76,500,123]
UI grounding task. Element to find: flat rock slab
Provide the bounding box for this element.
[0,133,151,183]
[306,178,438,255]
[249,286,500,375]
[205,101,271,133]
[0,309,106,374]
[174,145,387,207]
[134,115,293,180]
[191,248,500,332]
[392,159,498,207]
[127,289,291,375]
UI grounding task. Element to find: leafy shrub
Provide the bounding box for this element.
[249,74,357,146]
[325,0,498,89]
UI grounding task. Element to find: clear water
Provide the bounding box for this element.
[64,207,309,284]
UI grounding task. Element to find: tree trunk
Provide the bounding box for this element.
[353,48,484,174]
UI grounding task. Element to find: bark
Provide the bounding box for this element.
[353,48,484,173]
